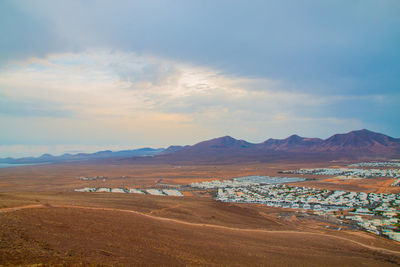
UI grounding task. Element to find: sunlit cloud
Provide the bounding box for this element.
[0,0,399,157]
[0,49,382,157]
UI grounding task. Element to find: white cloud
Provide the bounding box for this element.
[0,49,371,156]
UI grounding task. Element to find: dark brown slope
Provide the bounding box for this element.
[132,129,400,164]
[260,129,400,154]
[179,136,256,154]
[1,192,400,266]
[262,134,324,152]
[321,129,400,153]
[149,136,265,164]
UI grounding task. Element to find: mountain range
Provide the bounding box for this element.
[1,129,400,165]
[150,129,400,164]
[0,148,164,164]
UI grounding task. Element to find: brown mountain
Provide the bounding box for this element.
[260,129,400,154]
[320,129,400,153]
[261,134,323,152]
[146,129,400,164]
[187,136,255,150]
[7,129,398,165]
[151,136,259,164]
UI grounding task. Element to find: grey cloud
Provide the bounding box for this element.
[1,0,399,140]
[0,1,72,67]
[2,0,399,96]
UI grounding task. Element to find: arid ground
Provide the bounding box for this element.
[1,162,400,266]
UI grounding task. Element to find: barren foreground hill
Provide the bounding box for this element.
[1,192,400,266]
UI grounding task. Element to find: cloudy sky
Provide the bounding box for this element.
[1,0,399,157]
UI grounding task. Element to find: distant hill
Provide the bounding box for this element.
[0,148,165,164]
[2,129,399,165]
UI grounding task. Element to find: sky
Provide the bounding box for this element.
[0,0,399,157]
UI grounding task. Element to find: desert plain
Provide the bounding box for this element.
[0,161,400,266]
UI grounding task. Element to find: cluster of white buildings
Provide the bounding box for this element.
[77,176,106,181]
[349,161,400,167]
[343,214,400,241]
[190,176,305,189]
[191,179,253,189]
[74,187,183,196]
[280,168,400,178]
[217,185,376,211]
[216,184,400,241]
[391,178,400,187]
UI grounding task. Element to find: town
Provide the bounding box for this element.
[75,171,400,242]
[280,168,400,178]
[216,184,400,241]
[349,161,400,167]
[77,176,106,181]
[74,187,183,196]
[190,175,305,189]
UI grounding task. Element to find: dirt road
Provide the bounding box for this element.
[1,204,399,256]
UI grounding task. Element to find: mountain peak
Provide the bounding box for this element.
[39,153,54,159]
[286,134,303,141]
[323,129,397,148]
[204,135,238,145]
[349,129,377,135]
[217,135,236,141]
[189,135,254,150]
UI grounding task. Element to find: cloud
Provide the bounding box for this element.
[2,0,399,96]
[3,49,396,155]
[0,1,399,157]
[0,1,71,67]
